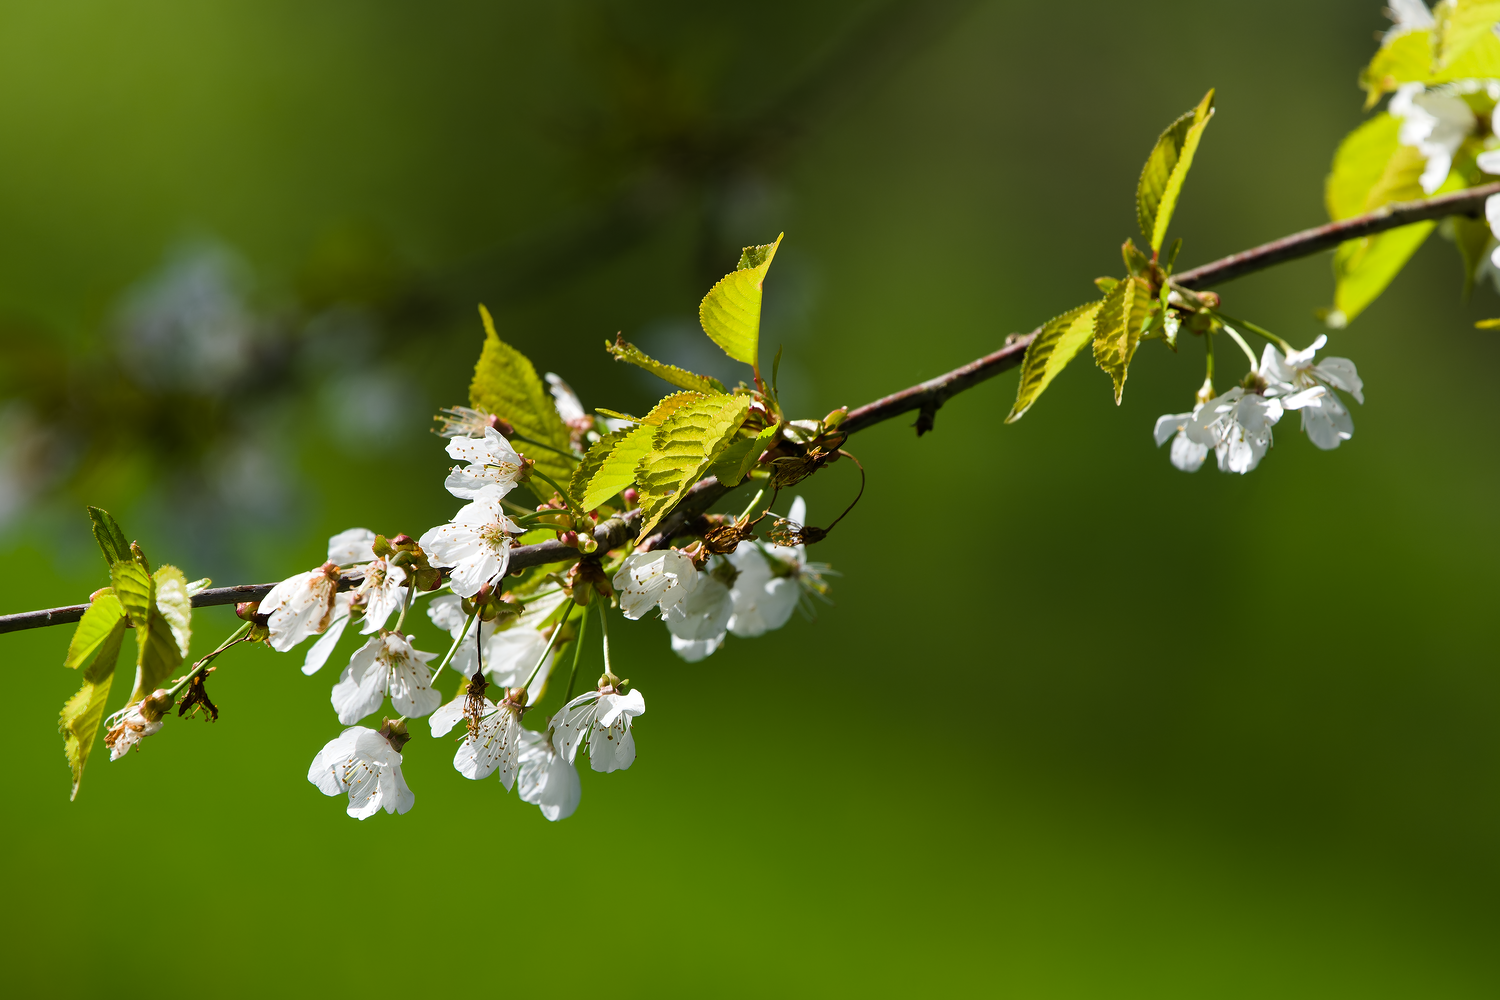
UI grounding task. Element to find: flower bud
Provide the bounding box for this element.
[487,414,516,437]
[139,688,174,723]
[559,531,579,548]
[622,487,639,506]
[235,601,262,621]
[378,717,410,752]
[507,686,528,707]
[391,533,415,549]
[415,568,443,592]
[822,407,848,429]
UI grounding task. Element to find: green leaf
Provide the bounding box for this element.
[605,336,726,394]
[153,564,193,658]
[707,422,779,487]
[1359,30,1433,108]
[64,589,125,671]
[469,304,577,487]
[111,561,184,705]
[87,506,130,567]
[571,428,631,509]
[1121,238,1152,277]
[1136,89,1215,254]
[1329,221,1437,326]
[576,425,655,512]
[1006,301,1104,423]
[699,233,783,367]
[1092,277,1156,404]
[634,394,754,537]
[1434,1,1500,70]
[59,606,129,800]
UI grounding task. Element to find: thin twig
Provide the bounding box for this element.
[5,183,1489,635]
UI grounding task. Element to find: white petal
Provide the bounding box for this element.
[429,694,468,738]
[302,603,352,676]
[553,692,600,764]
[588,717,636,773]
[327,528,377,566]
[670,633,723,661]
[664,577,733,640]
[1153,412,1194,447]
[331,637,388,725]
[1168,432,1208,472]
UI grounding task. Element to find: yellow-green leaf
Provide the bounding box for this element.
[469,304,577,487]
[576,425,655,512]
[1006,301,1104,423]
[153,564,193,658]
[1434,0,1500,70]
[60,611,128,800]
[64,589,125,670]
[707,422,779,487]
[87,506,130,567]
[1329,221,1437,326]
[699,234,783,367]
[111,561,184,705]
[1092,277,1156,404]
[1360,30,1434,108]
[605,336,726,394]
[1448,214,1493,296]
[1137,89,1215,254]
[634,394,754,537]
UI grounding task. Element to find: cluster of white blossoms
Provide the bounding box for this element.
[1154,334,1364,475]
[614,497,831,662]
[228,376,835,821]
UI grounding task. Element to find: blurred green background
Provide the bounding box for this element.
[3,1,1499,996]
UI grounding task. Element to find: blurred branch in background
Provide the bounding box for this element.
[0,0,975,570]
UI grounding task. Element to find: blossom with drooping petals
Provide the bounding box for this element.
[331,631,441,725]
[1389,83,1476,194]
[427,590,568,700]
[258,562,342,653]
[307,726,414,820]
[612,548,698,620]
[1185,388,1284,474]
[444,426,527,500]
[351,558,407,635]
[665,575,732,661]
[554,681,645,773]
[1259,336,1363,450]
[727,498,833,637]
[1153,406,1209,472]
[302,591,355,676]
[518,728,581,821]
[104,704,164,760]
[419,490,522,598]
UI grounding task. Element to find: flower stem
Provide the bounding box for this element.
[521,600,576,693]
[598,600,614,680]
[428,609,478,687]
[510,433,578,463]
[735,488,765,523]
[1214,311,1293,355]
[165,621,253,699]
[529,470,590,526]
[1218,322,1260,374]
[561,597,591,703]
[393,582,416,633]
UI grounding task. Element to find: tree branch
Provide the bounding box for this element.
[6,183,1491,635]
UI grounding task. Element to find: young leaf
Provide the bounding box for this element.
[1122,238,1152,277]
[469,305,577,487]
[153,564,193,658]
[1434,1,1500,71]
[111,561,184,704]
[87,506,130,567]
[605,336,726,394]
[1006,301,1105,423]
[570,428,631,508]
[576,425,656,512]
[699,233,784,368]
[60,608,129,800]
[1324,112,1449,324]
[634,394,754,537]
[707,422,779,487]
[1136,89,1215,254]
[64,589,125,670]
[1360,29,1433,108]
[1092,277,1156,404]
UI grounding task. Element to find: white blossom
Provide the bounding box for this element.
[612,548,698,620]
[1259,336,1363,450]
[666,576,732,661]
[1389,83,1476,194]
[1185,388,1284,474]
[104,705,163,760]
[419,490,521,598]
[444,426,527,500]
[518,729,581,821]
[351,558,407,635]
[431,689,526,789]
[546,372,587,423]
[1153,406,1210,472]
[555,683,645,773]
[1383,0,1434,41]
[307,726,414,820]
[303,592,355,676]
[331,631,441,725]
[258,562,342,652]
[327,527,377,566]
[727,498,831,637]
